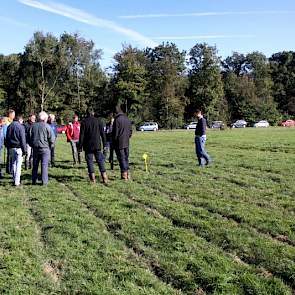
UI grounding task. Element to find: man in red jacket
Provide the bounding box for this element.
[66,114,81,165]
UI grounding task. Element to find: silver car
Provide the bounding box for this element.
[138,122,159,131]
[254,120,269,128]
[185,122,198,130]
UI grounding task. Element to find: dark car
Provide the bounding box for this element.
[210,121,225,129]
[231,120,247,128]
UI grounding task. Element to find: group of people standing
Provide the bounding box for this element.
[0,105,132,186]
[76,105,132,184]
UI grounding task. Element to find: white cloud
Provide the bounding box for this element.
[18,0,158,47]
[151,34,255,40]
[120,10,295,19]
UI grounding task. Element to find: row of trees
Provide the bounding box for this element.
[0,31,295,127]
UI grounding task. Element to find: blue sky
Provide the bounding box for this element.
[0,0,295,68]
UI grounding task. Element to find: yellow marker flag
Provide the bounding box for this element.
[142,153,149,172]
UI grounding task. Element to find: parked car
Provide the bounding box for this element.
[184,122,198,130]
[138,122,159,131]
[281,119,295,127]
[231,120,247,128]
[57,125,66,134]
[210,121,225,129]
[254,120,270,128]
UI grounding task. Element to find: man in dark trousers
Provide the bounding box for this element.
[5,115,27,186]
[105,113,114,169]
[112,105,132,180]
[194,109,211,167]
[29,111,55,185]
[78,109,108,184]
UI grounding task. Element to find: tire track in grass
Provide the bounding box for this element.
[134,164,295,245]
[22,191,64,287]
[56,182,183,295]
[106,179,295,290]
[60,182,189,294]
[67,181,292,294]
[152,156,295,203]
[0,187,57,294]
[62,160,295,288]
[135,172,295,247]
[24,181,180,295]
[120,181,293,250]
[133,164,295,240]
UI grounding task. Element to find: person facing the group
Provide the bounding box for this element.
[194,109,211,167]
[112,105,132,180]
[48,114,57,167]
[24,114,36,170]
[65,114,81,165]
[29,111,55,185]
[5,115,27,186]
[78,109,108,184]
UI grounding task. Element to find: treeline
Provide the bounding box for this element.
[0,31,295,127]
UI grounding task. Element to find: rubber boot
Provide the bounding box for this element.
[101,172,109,185]
[89,173,96,183]
[121,171,128,181]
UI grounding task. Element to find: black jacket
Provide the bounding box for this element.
[195,117,207,136]
[112,113,132,149]
[79,115,106,152]
[24,121,34,142]
[5,121,27,154]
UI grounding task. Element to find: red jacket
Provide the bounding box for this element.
[66,121,80,142]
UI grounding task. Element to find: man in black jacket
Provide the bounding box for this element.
[112,105,132,180]
[79,109,108,184]
[5,115,27,186]
[194,109,211,167]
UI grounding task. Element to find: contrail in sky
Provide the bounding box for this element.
[18,0,158,47]
[120,10,295,19]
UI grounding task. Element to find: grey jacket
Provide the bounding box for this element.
[29,122,55,150]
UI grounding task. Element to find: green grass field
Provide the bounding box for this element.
[1,128,295,294]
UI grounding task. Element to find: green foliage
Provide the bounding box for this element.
[0,88,6,114]
[146,43,187,128]
[223,52,281,125]
[270,51,295,116]
[187,43,224,122]
[0,31,294,125]
[112,45,149,124]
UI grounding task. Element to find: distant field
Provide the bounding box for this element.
[0,128,295,294]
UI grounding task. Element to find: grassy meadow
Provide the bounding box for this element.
[0,127,295,294]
